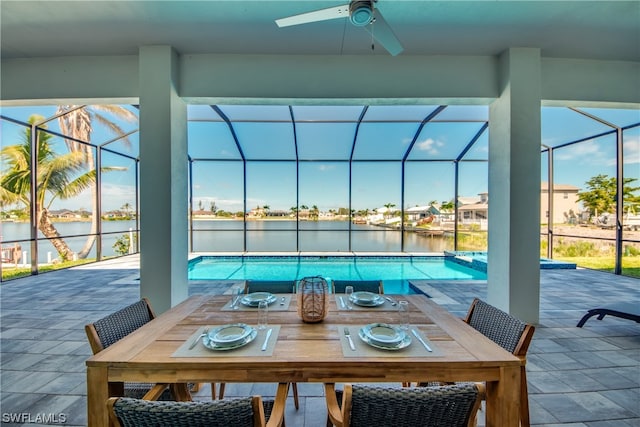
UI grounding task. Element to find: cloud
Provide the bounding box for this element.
[554,140,604,162]
[317,164,336,172]
[623,136,639,165]
[51,182,136,211]
[416,138,444,155]
[553,135,639,168]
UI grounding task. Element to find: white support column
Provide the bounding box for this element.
[488,48,541,324]
[138,46,188,313]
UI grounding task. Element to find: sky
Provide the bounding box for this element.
[1,104,638,214]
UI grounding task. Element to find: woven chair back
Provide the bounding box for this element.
[111,396,258,427]
[467,299,527,354]
[332,280,382,294]
[349,383,478,427]
[92,299,153,349]
[246,280,296,294]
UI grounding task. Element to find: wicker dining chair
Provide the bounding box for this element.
[331,280,384,294]
[245,280,297,294]
[325,383,481,427]
[464,298,536,427]
[85,298,219,401]
[240,280,299,410]
[108,383,288,427]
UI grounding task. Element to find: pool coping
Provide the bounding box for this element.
[444,250,577,271]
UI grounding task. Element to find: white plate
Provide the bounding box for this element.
[361,323,406,345]
[349,291,385,307]
[203,328,258,351]
[240,292,277,307]
[358,327,412,351]
[208,323,253,346]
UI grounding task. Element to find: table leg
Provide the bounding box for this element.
[485,365,520,427]
[87,366,109,427]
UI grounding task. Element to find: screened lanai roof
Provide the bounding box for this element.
[187,104,490,162]
[1,104,638,162]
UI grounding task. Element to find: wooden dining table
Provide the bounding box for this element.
[86,293,521,426]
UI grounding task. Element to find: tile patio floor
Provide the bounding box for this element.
[1,255,638,426]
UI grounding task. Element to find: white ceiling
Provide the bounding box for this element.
[1,1,638,61]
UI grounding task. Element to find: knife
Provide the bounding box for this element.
[384,296,397,306]
[231,295,240,309]
[344,327,356,351]
[261,328,273,351]
[338,296,346,309]
[411,329,432,352]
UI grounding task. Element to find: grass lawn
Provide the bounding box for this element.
[554,256,640,279]
[1,258,95,282]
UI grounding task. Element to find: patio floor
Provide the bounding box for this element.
[1,255,638,426]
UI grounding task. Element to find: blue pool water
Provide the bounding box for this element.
[188,256,486,294]
[444,251,577,272]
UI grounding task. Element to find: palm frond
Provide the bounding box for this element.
[58,170,96,199]
[92,112,133,149]
[90,104,137,123]
[1,144,31,170]
[1,169,32,198]
[0,184,25,205]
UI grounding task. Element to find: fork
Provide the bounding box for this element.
[344,327,356,351]
[189,327,209,350]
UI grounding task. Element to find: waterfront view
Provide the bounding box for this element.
[1,220,137,264]
[1,103,638,280]
[191,220,455,253]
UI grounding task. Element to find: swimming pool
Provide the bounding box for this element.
[188,255,487,294]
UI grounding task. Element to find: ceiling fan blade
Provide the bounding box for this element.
[364,8,404,56]
[275,5,349,28]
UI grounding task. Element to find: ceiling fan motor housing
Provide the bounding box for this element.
[349,0,374,26]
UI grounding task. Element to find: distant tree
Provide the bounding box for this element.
[210,201,217,214]
[384,202,396,219]
[577,174,640,218]
[121,202,132,218]
[198,200,203,211]
[300,204,309,210]
[440,200,455,211]
[310,205,319,221]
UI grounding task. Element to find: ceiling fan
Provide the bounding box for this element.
[275,0,403,56]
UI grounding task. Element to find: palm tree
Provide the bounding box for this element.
[57,105,137,258]
[384,202,396,219]
[121,202,132,218]
[0,115,97,260]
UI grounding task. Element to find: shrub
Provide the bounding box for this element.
[113,233,138,256]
